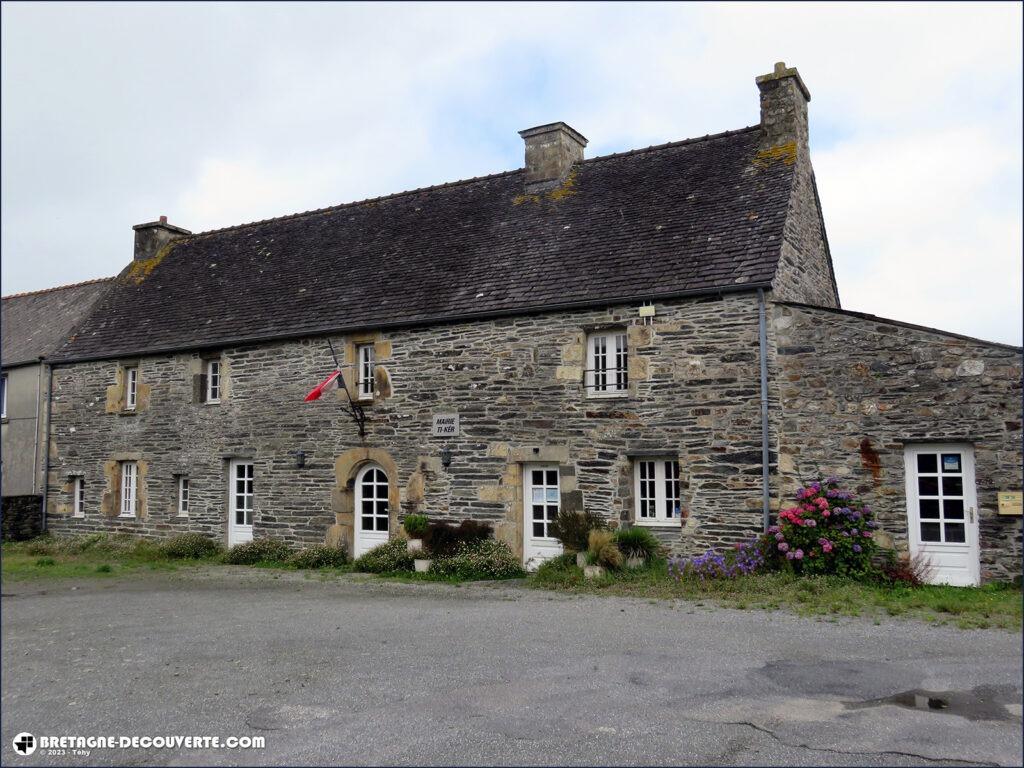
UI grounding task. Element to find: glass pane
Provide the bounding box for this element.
[944,499,964,519]
[917,454,938,473]
[362,500,375,515]
[533,522,545,537]
[942,476,963,497]
[918,477,939,496]
[640,499,649,517]
[920,522,942,542]
[941,454,962,474]
[919,499,940,519]
[376,516,389,532]
[532,470,544,485]
[944,523,966,543]
[532,489,544,503]
[532,505,545,521]
[546,488,559,503]
[547,505,558,521]
[236,479,245,494]
[546,470,557,486]
[361,516,373,530]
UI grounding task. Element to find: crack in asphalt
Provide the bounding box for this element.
[719,719,998,767]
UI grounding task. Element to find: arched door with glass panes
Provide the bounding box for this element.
[354,464,390,557]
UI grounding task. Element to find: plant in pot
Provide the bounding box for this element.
[403,514,429,554]
[614,526,661,569]
[549,508,607,568]
[584,529,623,579]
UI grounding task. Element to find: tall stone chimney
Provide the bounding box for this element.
[518,122,588,193]
[756,62,811,151]
[132,215,191,261]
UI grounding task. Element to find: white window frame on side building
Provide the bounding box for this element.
[585,330,628,397]
[177,476,190,517]
[125,366,139,410]
[120,461,138,517]
[633,458,682,524]
[72,476,85,518]
[206,360,221,403]
[356,344,375,401]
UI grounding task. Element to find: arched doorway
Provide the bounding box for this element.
[354,463,390,557]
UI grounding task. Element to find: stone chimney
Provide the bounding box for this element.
[132,216,191,261]
[756,62,811,151]
[518,122,588,193]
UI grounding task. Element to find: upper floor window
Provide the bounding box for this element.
[125,367,139,410]
[357,344,375,401]
[585,330,628,396]
[206,360,221,403]
[72,476,85,518]
[120,461,138,517]
[177,476,190,517]
[634,458,681,524]
[1,373,6,418]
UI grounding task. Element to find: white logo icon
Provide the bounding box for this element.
[13,733,36,756]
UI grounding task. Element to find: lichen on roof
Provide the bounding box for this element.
[512,168,579,205]
[124,242,177,285]
[753,141,798,168]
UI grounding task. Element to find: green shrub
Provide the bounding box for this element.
[160,533,223,560]
[290,544,350,569]
[422,519,492,558]
[614,527,662,561]
[35,557,56,567]
[430,539,525,580]
[588,529,623,570]
[222,538,294,565]
[402,514,429,539]
[550,509,607,552]
[24,535,56,556]
[96,564,112,573]
[353,537,414,573]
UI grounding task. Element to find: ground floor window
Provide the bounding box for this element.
[72,476,85,518]
[177,476,190,517]
[119,462,137,517]
[634,458,681,524]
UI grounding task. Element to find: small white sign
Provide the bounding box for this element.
[432,413,460,437]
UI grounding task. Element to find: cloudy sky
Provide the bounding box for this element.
[2,2,1021,344]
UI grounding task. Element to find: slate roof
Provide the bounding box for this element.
[2,278,114,367]
[55,126,796,362]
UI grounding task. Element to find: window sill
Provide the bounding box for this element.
[205,400,221,406]
[118,514,136,519]
[633,519,682,528]
[118,409,137,417]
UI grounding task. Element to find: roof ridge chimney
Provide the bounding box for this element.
[518,122,588,193]
[132,216,191,261]
[756,61,811,152]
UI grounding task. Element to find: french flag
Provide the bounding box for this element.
[304,370,341,402]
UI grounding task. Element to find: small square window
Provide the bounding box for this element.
[634,458,681,524]
[206,360,221,403]
[585,331,628,396]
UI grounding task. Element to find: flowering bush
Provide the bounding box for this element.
[769,477,879,577]
[430,539,525,580]
[667,538,765,581]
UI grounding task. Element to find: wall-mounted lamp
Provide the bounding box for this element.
[441,446,452,469]
[291,450,306,469]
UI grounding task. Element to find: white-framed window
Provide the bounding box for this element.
[585,330,628,396]
[72,476,85,518]
[1,373,7,418]
[177,476,190,517]
[125,366,139,410]
[634,458,682,524]
[356,344,375,400]
[120,461,138,517]
[206,360,221,403]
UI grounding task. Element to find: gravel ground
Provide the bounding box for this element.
[2,568,1021,766]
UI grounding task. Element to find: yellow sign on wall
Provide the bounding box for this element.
[997,492,1022,516]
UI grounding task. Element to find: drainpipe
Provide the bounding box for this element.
[32,357,42,494]
[757,289,771,532]
[39,359,53,532]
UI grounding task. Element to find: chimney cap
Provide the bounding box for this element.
[132,217,192,235]
[518,121,588,147]
[755,61,811,102]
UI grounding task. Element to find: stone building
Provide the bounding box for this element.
[42,63,1021,584]
[1,278,112,538]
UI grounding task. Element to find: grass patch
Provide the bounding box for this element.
[530,555,1022,631]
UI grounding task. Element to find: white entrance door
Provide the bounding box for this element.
[904,444,980,586]
[228,460,254,547]
[354,464,389,557]
[523,464,563,570]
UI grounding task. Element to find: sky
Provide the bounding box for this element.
[2,2,1021,344]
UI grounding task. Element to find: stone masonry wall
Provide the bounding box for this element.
[771,302,1023,581]
[46,293,778,557]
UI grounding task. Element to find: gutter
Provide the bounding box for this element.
[48,282,774,365]
[757,289,771,532]
[39,359,53,532]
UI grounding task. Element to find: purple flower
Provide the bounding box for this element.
[806,519,817,528]
[786,551,795,560]
[794,549,804,560]
[841,531,850,537]
[775,532,784,541]
[862,530,872,538]
[778,542,789,552]
[853,544,862,553]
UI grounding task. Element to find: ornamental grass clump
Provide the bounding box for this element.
[550,509,607,553]
[587,529,623,570]
[613,527,662,561]
[768,477,880,578]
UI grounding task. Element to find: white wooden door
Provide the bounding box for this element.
[228,460,254,547]
[354,464,389,557]
[904,444,980,586]
[523,464,563,570]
